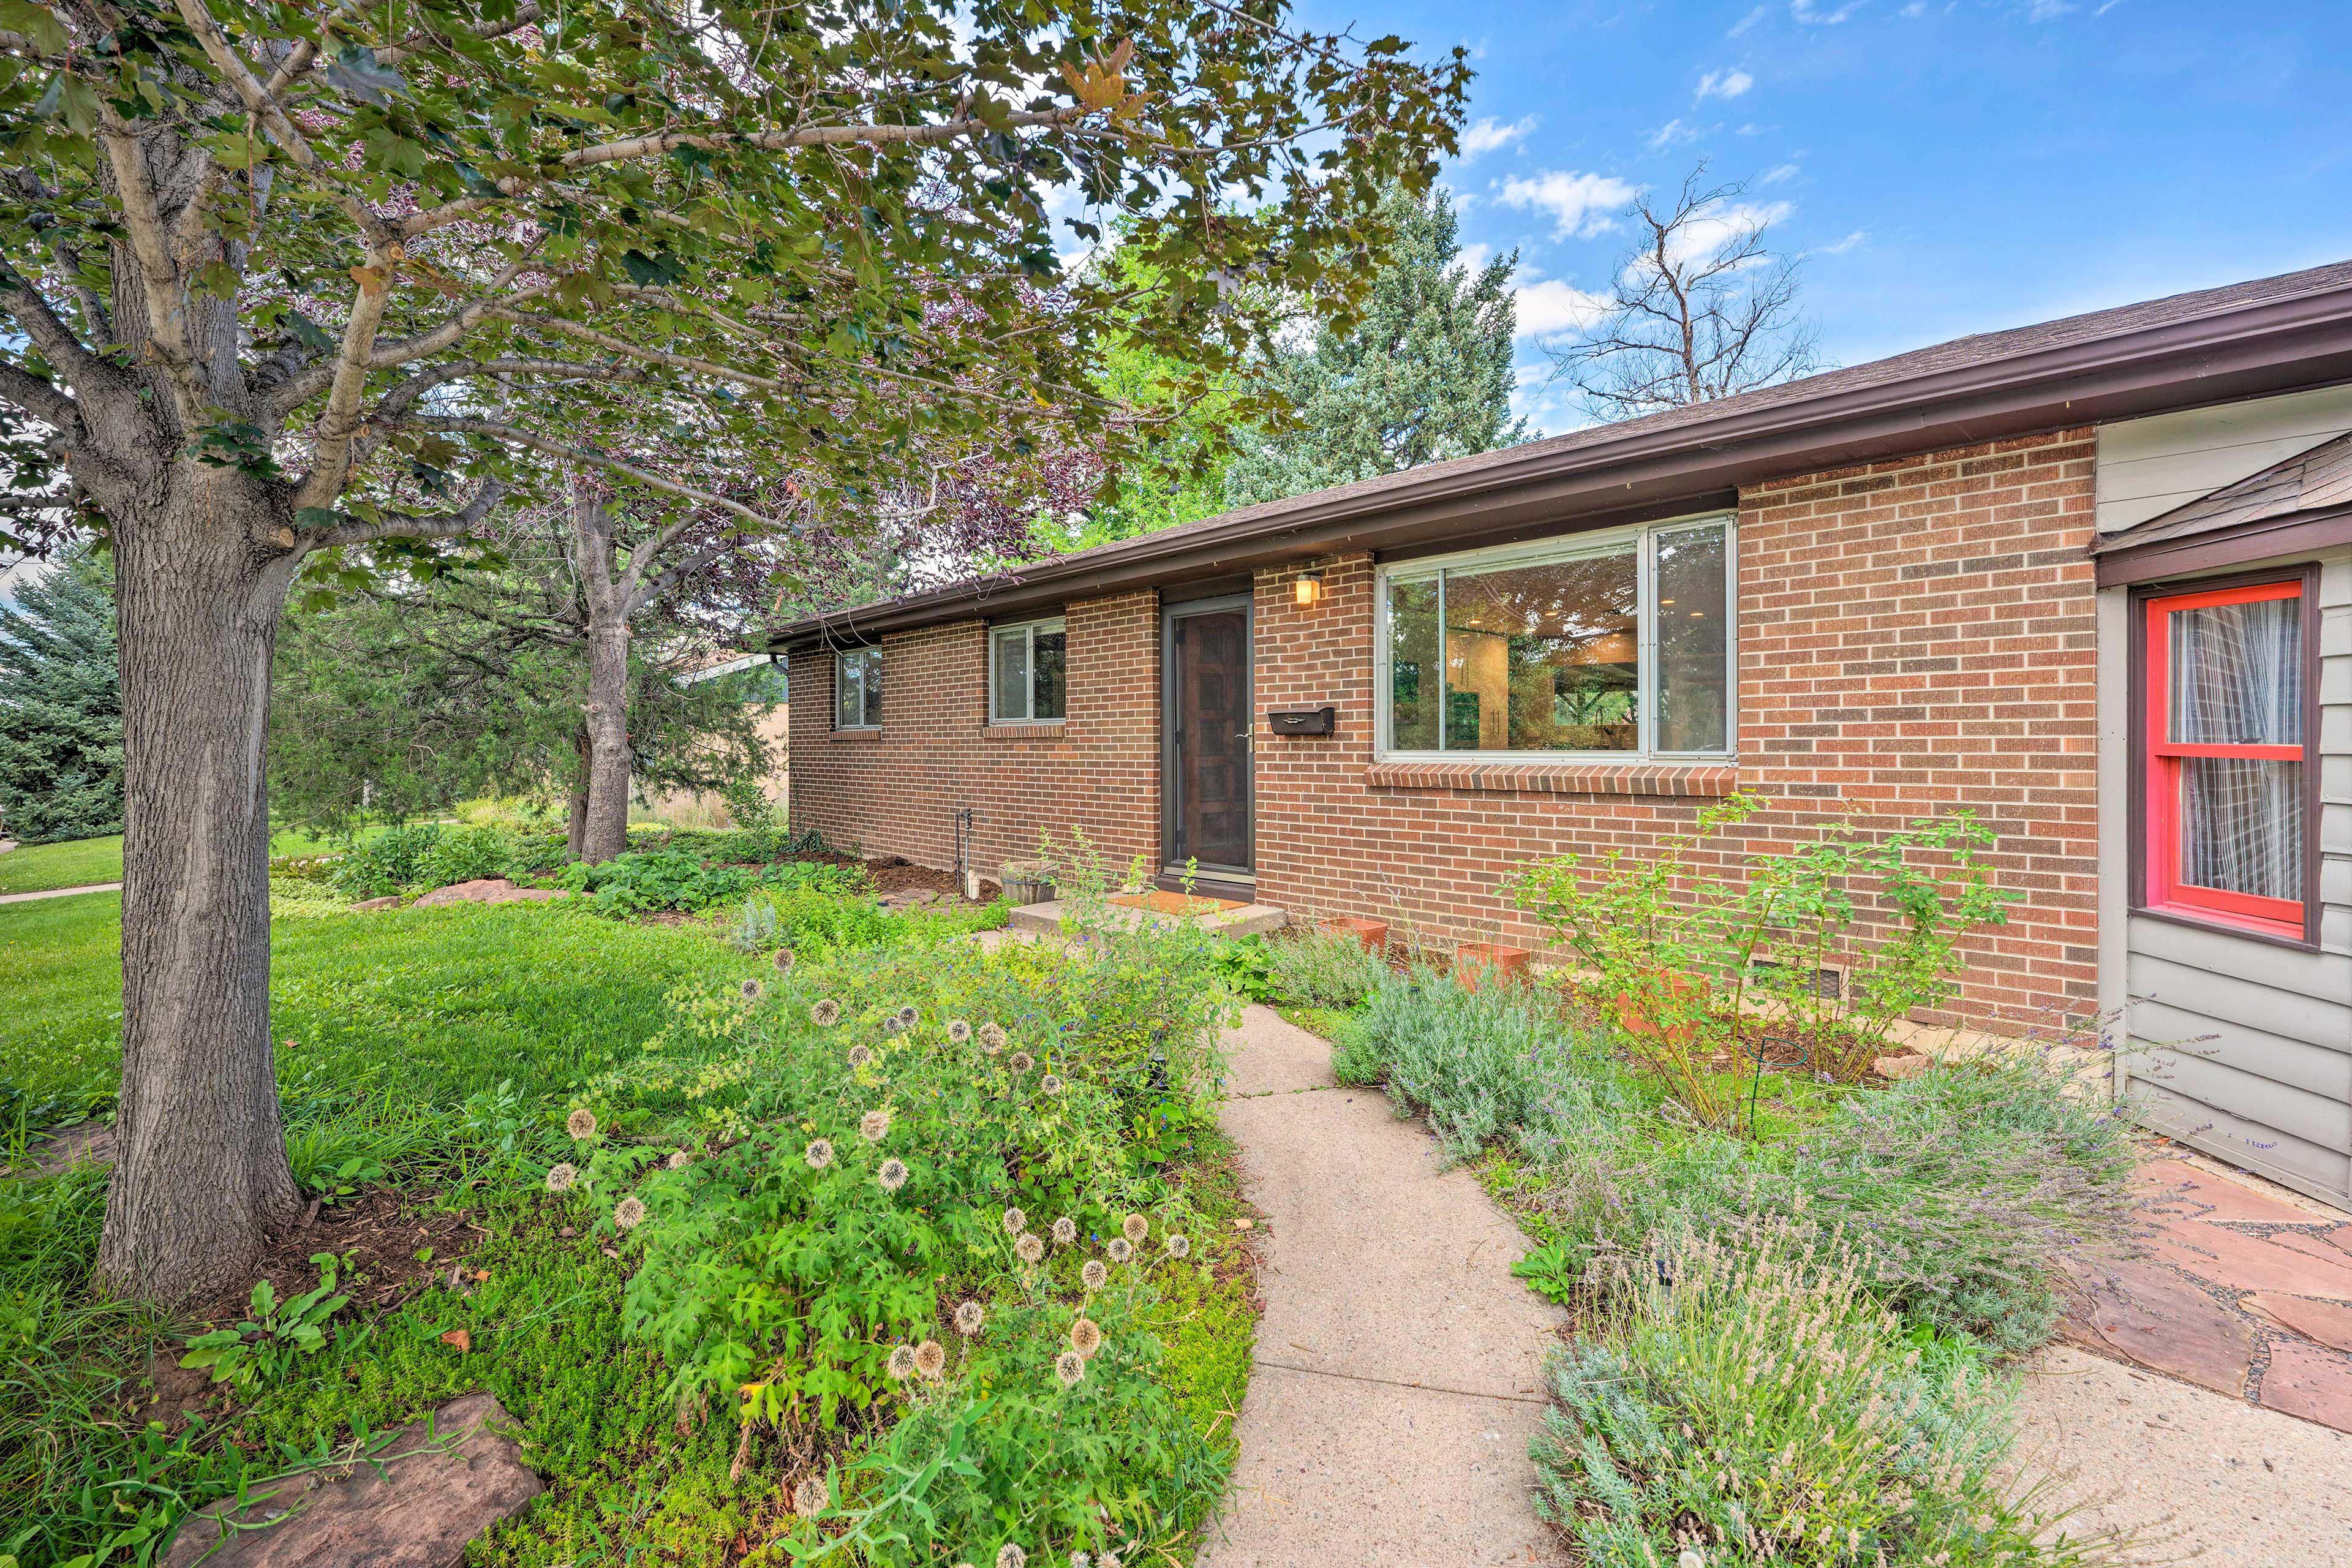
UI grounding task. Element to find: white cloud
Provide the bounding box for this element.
[1695,67,1754,102]
[1646,118,1703,151]
[1454,241,1496,276]
[1790,0,1864,22]
[1458,114,1539,160]
[1635,198,1796,273]
[1513,279,1613,341]
[1729,4,1771,36]
[1497,169,1640,239]
[1762,162,1801,184]
[2027,0,2075,17]
[1817,228,1868,255]
[1735,123,1768,136]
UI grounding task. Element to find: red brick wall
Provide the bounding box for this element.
[790,429,2101,1027]
[1253,429,2101,1027]
[785,592,1161,880]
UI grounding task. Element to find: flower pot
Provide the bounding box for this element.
[1000,859,1056,907]
[1321,917,1389,956]
[1455,941,1529,990]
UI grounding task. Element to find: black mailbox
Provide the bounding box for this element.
[1267,706,1336,736]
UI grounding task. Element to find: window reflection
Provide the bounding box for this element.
[1442,550,1638,752]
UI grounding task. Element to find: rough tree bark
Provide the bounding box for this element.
[569,496,635,864]
[567,726,593,862]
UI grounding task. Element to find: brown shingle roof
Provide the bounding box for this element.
[2090,430,2352,554]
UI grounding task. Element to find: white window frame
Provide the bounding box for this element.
[987,615,1068,724]
[834,646,882,730]
[1373,512,1737,763]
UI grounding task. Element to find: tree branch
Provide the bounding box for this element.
[0,361,80,433]
[410,417,799,533]
[93,111,207,407]
[309,477,507,548]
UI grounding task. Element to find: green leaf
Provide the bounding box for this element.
[325,43,409,107]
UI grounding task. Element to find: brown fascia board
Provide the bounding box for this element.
[771,281,2352,651]
[2094,502,2352,587]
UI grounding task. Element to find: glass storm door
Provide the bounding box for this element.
[1167,603,1253,873]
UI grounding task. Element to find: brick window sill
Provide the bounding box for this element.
[983,722,1068,740]
[1363,760,1738,798]
[829,728,882,742]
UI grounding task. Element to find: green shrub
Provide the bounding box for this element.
[1257,924,1390,1011]
[1335,968,1573,1161]
[1532,1226,2107,1567]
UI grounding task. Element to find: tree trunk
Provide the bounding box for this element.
[98,490,303,1302]
[579,616,633,863]
[567,726,592,862]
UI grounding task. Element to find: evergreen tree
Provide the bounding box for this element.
[1226,186,1527,506]
[0,549,121,844]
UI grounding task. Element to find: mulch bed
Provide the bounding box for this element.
[788,851,1001,902]
[186,1187,482,1327]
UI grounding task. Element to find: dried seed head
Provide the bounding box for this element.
[614,1196,647,1231]
[914,1339,946,1378]
[847,1044,874,1069]
[772,947,796,973]
[544,1161,577,1193]
[739,979,763,1001]
[1051,1216,1077,1246]
[877,1158,909,1193]
[666,1149,690,1170]
[1100,1555,1121,1568]
[881,1015,906,1036]
[997,1547,1027,1568]
[887,1344,918,1380]
[792,1474,827,1517]
[1121,1213,1148,1244]
[954,1299,986,1336]
[1008,1052,1034,1074]
[1069,1317,1103,1358]
[804,1138,835,1170]
[978,1022,1006,1054]
[1081,1259,1108,1291]
[566,1107,598,1140]
[1106,1238,1133,1264]
[1015,1232,1045,1264]
[1164,1234,1191,1261]
[1054,1349,1085,1387]
[948,1019,973,1043]
[859,1109,891,1143]
[1039,1073,1063,1096]
[1002,1206,1027,1235]
[811,999,842,1027]
[897,1005,919,1027]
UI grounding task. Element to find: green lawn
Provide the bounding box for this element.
[0,827,364,897]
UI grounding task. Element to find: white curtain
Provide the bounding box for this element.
[2171,597,2302,900]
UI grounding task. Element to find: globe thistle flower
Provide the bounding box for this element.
[1039,1073,1063,1096]
[614,1196,647,1231]
[1081,1258,1108,1291]
[1051,1215,1077,1247]
[1015,1232,1045,1264]
[772,947,796,973]
[948,1019,973,1044]
[1069,1317,1103,1359]
[566,1107,598,1140]
[881,1014,906,1037]
[878,1158,909,1193]
[1121,1214,1148,1244]
[1008,1052,1034,1074]
[1054,1350,1085,1387]
[859,1109,891,1143]
[1164,1234,1191,1261]
[1107,1238,1133,1264]
[887,1344,918,1380]
[1001,1206,1027,1235]
[666,1149,690,1170]
[846,1044,874,1069]
[997,1547,1027,1568]
[804,1138,835,1170]
[954,1299,986,1336]
[791,1474,827,1517]
[1101,1553,1121,1568]
[1072,1556,1091,1568]
[897,1005,919,1028]
[811,999,842,1027]
[914,1339,946,1378]
[978,1022,1006,1054]
[545,1161,578,1193]
[739,978,764,1001]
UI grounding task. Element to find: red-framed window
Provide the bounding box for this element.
[2141,576,2310,942]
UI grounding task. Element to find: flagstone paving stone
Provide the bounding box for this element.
[2244,1293,2352,1354]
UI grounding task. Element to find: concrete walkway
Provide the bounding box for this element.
[1200,1005,1570,1567]
[0,881,119,905]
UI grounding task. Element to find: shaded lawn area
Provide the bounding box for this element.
[0,827,366,897]
[0,892,764,1131]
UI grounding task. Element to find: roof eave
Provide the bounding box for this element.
[772,279,2352,650]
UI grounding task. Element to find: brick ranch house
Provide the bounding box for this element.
[774,260,2352,1210]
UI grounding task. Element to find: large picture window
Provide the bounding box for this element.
[989,617,1067,723]
[1378,518,1733,758]
[2139,575,2313,943]
[834,646,882,729]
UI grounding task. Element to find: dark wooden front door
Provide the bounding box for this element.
[1167,603,1253,872]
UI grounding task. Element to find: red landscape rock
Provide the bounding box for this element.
[2062,1253,2253,1398]
[2244,1293,2352,1355]
[164,1392,540,1566]
[353,895,404,911]
[2257,1338,2352,1433]
[410,878,567,908]
[2135,1159,2329,1227]
[2152,1223,2352,1303]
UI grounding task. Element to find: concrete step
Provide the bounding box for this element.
[1006,898,1287,941]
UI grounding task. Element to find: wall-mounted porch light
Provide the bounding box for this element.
[1294,570,1324,608]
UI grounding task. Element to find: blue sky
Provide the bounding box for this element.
[1293,0,2352,433]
